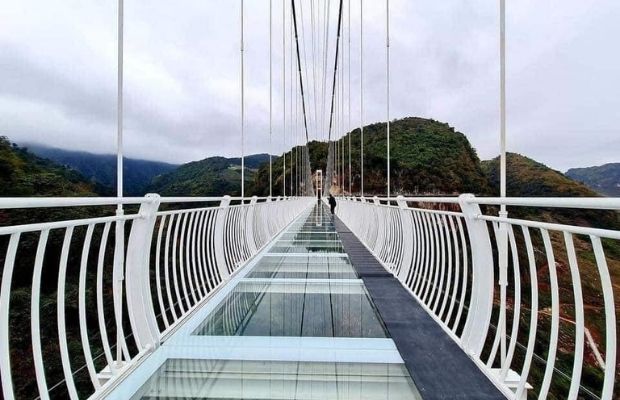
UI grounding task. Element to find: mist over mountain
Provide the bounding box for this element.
[22,143,178,195]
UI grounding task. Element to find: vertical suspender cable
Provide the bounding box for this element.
[240,0,245,198]
[500,0,506,205]
[498,0,508,367]
[326,0,344,143]
[359,0,364,196]
[386,0,390,198]
[348,0,351,194]
[116,0,124,205]
[291,0,311,144]
[115,0,125,365]
[290,9,294,197]
[282,0,286,197]
[269,0,273,197]
[341,41,345,191]
[321,0,332,142]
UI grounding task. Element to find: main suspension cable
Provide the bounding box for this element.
[291,0,311,144]
[327,0,345,142]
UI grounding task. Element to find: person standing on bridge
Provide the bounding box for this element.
[329,194,337,215]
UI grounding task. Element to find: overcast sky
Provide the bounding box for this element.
[1,0,618,171]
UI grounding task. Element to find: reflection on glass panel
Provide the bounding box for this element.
[268,242,345,254]
[248,256,356,279]
[134,359,422,400]
[193,281,386,338]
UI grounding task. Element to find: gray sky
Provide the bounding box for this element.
[0,0,618,171]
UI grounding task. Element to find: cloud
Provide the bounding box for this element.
[0,0,618,171]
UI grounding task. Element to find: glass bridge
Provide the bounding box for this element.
[108,204,421,399]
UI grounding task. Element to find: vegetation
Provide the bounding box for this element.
[147,154,270,196]
[321,117,490,195]
[24,143,178,196]
[253,142,321,196]
[0,137,100,197]
[1,119,619,398]
[566,163,620,197]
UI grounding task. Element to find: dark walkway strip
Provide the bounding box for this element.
[333,216,506,400]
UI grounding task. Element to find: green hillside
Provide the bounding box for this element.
[24,143,178,196]
[148,154,270,196]
[253,141,324,196]
[482,152,600,197]
[0,136,99,197]
[326,117,489,195]
[566,163,620,197]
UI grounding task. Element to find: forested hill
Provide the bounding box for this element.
[24,143,178,196]
[147,153,270,196]
[0,137,100,197]
[482,152,599,198]
[254,117,490,196]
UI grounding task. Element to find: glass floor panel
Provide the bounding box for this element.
[287,226,337,233]
[133,359,421,399]
[248,256,356,279]
[280,232,340,240]
[193,280,386,338]
[109,204,421,400]
[268,243,345,254]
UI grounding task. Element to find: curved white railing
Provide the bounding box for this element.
[0,195,313,399]
[336,195,619,400]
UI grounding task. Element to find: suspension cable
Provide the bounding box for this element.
[290,8,294,196]
[269,0,273,197]
[117,0,124,207]
[291,0,311,144]
[327,0,345,142]
[282,0,286,197]
[320,0,331,142]
[340,33,345,192]
[347,0,351,194]
[310,0,318,141]
[386,0,390,197]
[359,0,364,196]
[240,0,245,198]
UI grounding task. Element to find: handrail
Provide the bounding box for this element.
[335,194,617,400]
[0,196,304,210]
[0,194,314,400]
[345,195,620,210]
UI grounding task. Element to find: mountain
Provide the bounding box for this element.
[565,163,620,197]
[482,152,599,198]
[148,153,270,196]
[253,141,325,196]
[23,143,178,195]
[0,137,100,197]
[254,117,490,196]
[481,153,620,228]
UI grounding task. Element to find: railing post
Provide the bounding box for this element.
[396,196,414,281]
[245,196,258,254]
[214,195,232,281]
[458,193,495,357]
[125,194,161,351]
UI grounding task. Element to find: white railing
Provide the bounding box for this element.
[0,195,313,399]
[336,194,619,400]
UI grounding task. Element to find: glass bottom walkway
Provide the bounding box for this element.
[108,204,421,399]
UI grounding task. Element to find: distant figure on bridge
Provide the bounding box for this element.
[329,194,337,215]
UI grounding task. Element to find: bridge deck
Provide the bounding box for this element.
[105,204,501,399]
[334,216,505,400]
